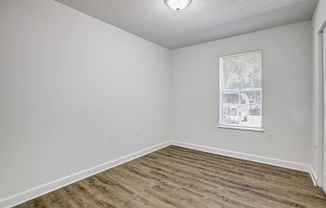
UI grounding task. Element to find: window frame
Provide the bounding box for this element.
[218,50,264,132]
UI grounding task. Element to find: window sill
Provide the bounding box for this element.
[218,125,264,132]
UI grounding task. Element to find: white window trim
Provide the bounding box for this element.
[218,50,263,132]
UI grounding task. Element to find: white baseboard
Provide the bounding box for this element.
[170,140,316,184]
[309,166,318,186]
[1,139,317,208]
[0,141,171,208]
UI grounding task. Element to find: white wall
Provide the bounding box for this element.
[0,0,171,203]
[170,21,312,167]
[0,0,319,206]
[311,0,326,187]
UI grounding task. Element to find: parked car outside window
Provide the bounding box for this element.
[222,92,250,124]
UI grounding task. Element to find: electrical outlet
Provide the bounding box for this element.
[267,132,273,141]
[136,128,140,136]
[108,133,114,142]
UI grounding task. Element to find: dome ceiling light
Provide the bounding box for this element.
[164,0,192,11]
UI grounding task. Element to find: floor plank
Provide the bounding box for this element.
[15,146,326,208]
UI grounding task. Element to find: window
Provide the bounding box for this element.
[219,51,262,131]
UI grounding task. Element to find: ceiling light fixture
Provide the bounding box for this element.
[164,0,192,11]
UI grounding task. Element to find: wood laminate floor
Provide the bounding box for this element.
[16,146,326,208]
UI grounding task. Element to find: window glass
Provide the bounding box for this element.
[219,51,262,130]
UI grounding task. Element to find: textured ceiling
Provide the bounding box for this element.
[54,0,318,49]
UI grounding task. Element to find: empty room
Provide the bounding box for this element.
[1,0,326,207]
